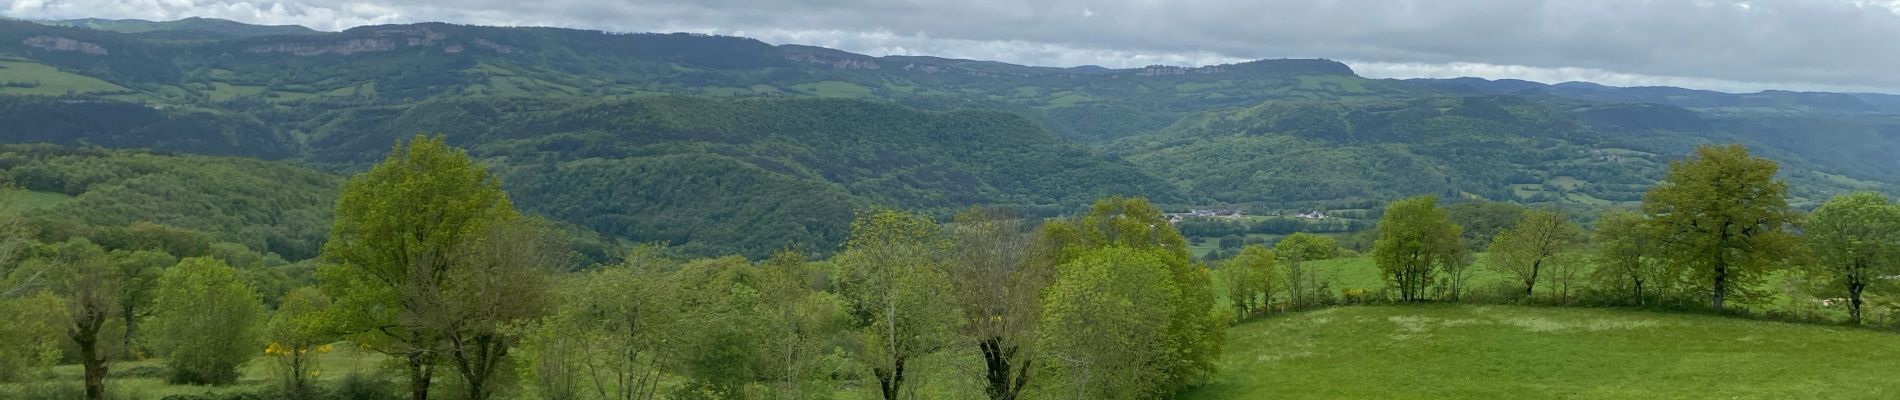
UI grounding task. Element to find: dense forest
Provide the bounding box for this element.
[0,16,1898,400]
[3,137,1895,400]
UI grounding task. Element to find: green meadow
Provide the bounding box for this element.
[1190,305,1900,399]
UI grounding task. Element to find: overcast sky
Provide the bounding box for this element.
[6,0,1900,93]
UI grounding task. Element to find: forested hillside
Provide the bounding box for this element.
[3,16,1900,400]
[0,18,1896,257]
[1114,94,1894,211]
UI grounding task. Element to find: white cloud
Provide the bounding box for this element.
[1349,61,1898,94]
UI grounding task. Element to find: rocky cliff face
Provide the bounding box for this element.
[22,36,108,55]
[242,27,450,56]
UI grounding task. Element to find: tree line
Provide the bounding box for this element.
[1,139,1895,400]
[1365,144,1897,328]
[0,136,1225,400]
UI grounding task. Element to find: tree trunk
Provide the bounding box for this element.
[452,335,505,400]
[79,332,107,400]
[1849,281,1865,325]
[1290,264,1304,307]
[1712,221,1731,312]
[1712,260,1727,312]
[1633,280,1643,306]
[408,353,433,400]
[1525,259,1542,302]
[980,338,1028,400]
[876,358,906,400]
[120,309,138,360]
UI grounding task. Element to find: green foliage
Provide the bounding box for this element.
[1373,196,1464,301]
[0,290,65,381]
[1274,232,1341,307]
[1035,247,1185,399]
[756,250,852,398]
[1644,144,1799,311]
[1801,192,1900,324]
[1444,201,1529,251]
[1486,209,1584,302]
[1041,196,1193,264]
[0,145,338,261]
[668,257,775,398]
[1038,196,1223,395]
[517,245,685,400]
[1590,211,1667,306]
[944,208,1048,400]
[316,135,521,400]
[108,249,173,360]
[32,238,124,400]
[266,287,331,397]
[0,97,296,159]
[833,209,959,399]
[148,257,265,385]
[1218,245,1280,320]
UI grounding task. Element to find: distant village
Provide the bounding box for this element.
[1165,208,1328,224]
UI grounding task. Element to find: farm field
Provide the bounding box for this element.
[1187,305,1900,399]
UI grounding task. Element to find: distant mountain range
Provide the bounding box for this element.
[29,17,319,38]
[0,17,1894,256]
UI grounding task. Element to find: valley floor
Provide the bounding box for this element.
[1185,305,1900,399]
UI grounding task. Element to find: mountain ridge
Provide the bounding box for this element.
[0,17,1897,256]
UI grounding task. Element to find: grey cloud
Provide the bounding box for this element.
[5,0,1900,92]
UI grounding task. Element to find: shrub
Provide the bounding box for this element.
[1341,288,1366,304]
[325,371,402,400]
[148,257,267,385]
[107,364,169,379]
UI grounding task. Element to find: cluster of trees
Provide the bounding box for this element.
[1176,215,1367,240]
[0,144,339,260]
[4,135,1896,400]
[0,136,1225,400]
[1213,233,1346,319]
[1366,145,1898,326]
[303,96,1178,259]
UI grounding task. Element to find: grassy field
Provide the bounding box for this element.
[1187,305,1900,399]
[1,344,391,399]
[0,60,128,95]
[792,81,874,98]
[1,190,73,215]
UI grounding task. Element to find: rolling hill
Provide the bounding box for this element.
[0,18,1896,256]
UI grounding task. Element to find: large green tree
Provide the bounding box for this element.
[1644,145,1798,312]
[0,182,26,294]
[1591,211,1665,305]
[42,240,122,400]
[433,219,561,400]
[519,245,684,400]
[946,207,1051,400]
[1444,201,1528,252]
[757,250,850,399]
[1036,247,1183,399]
[1274,232,1340,307]
[317,135,522,400]
[834,209,959,400]
[1038,197,1221,393]
[267,287,333,398]
[1218,245,1279,319]
[1373,196,1463,302]
[148,257,266,385]
[110,250,174,360]
[670,256,773,398]
[1803,192,1900,324]
[1487,209,1584,302]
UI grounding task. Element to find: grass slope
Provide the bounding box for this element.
[1189,305,1900,399]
